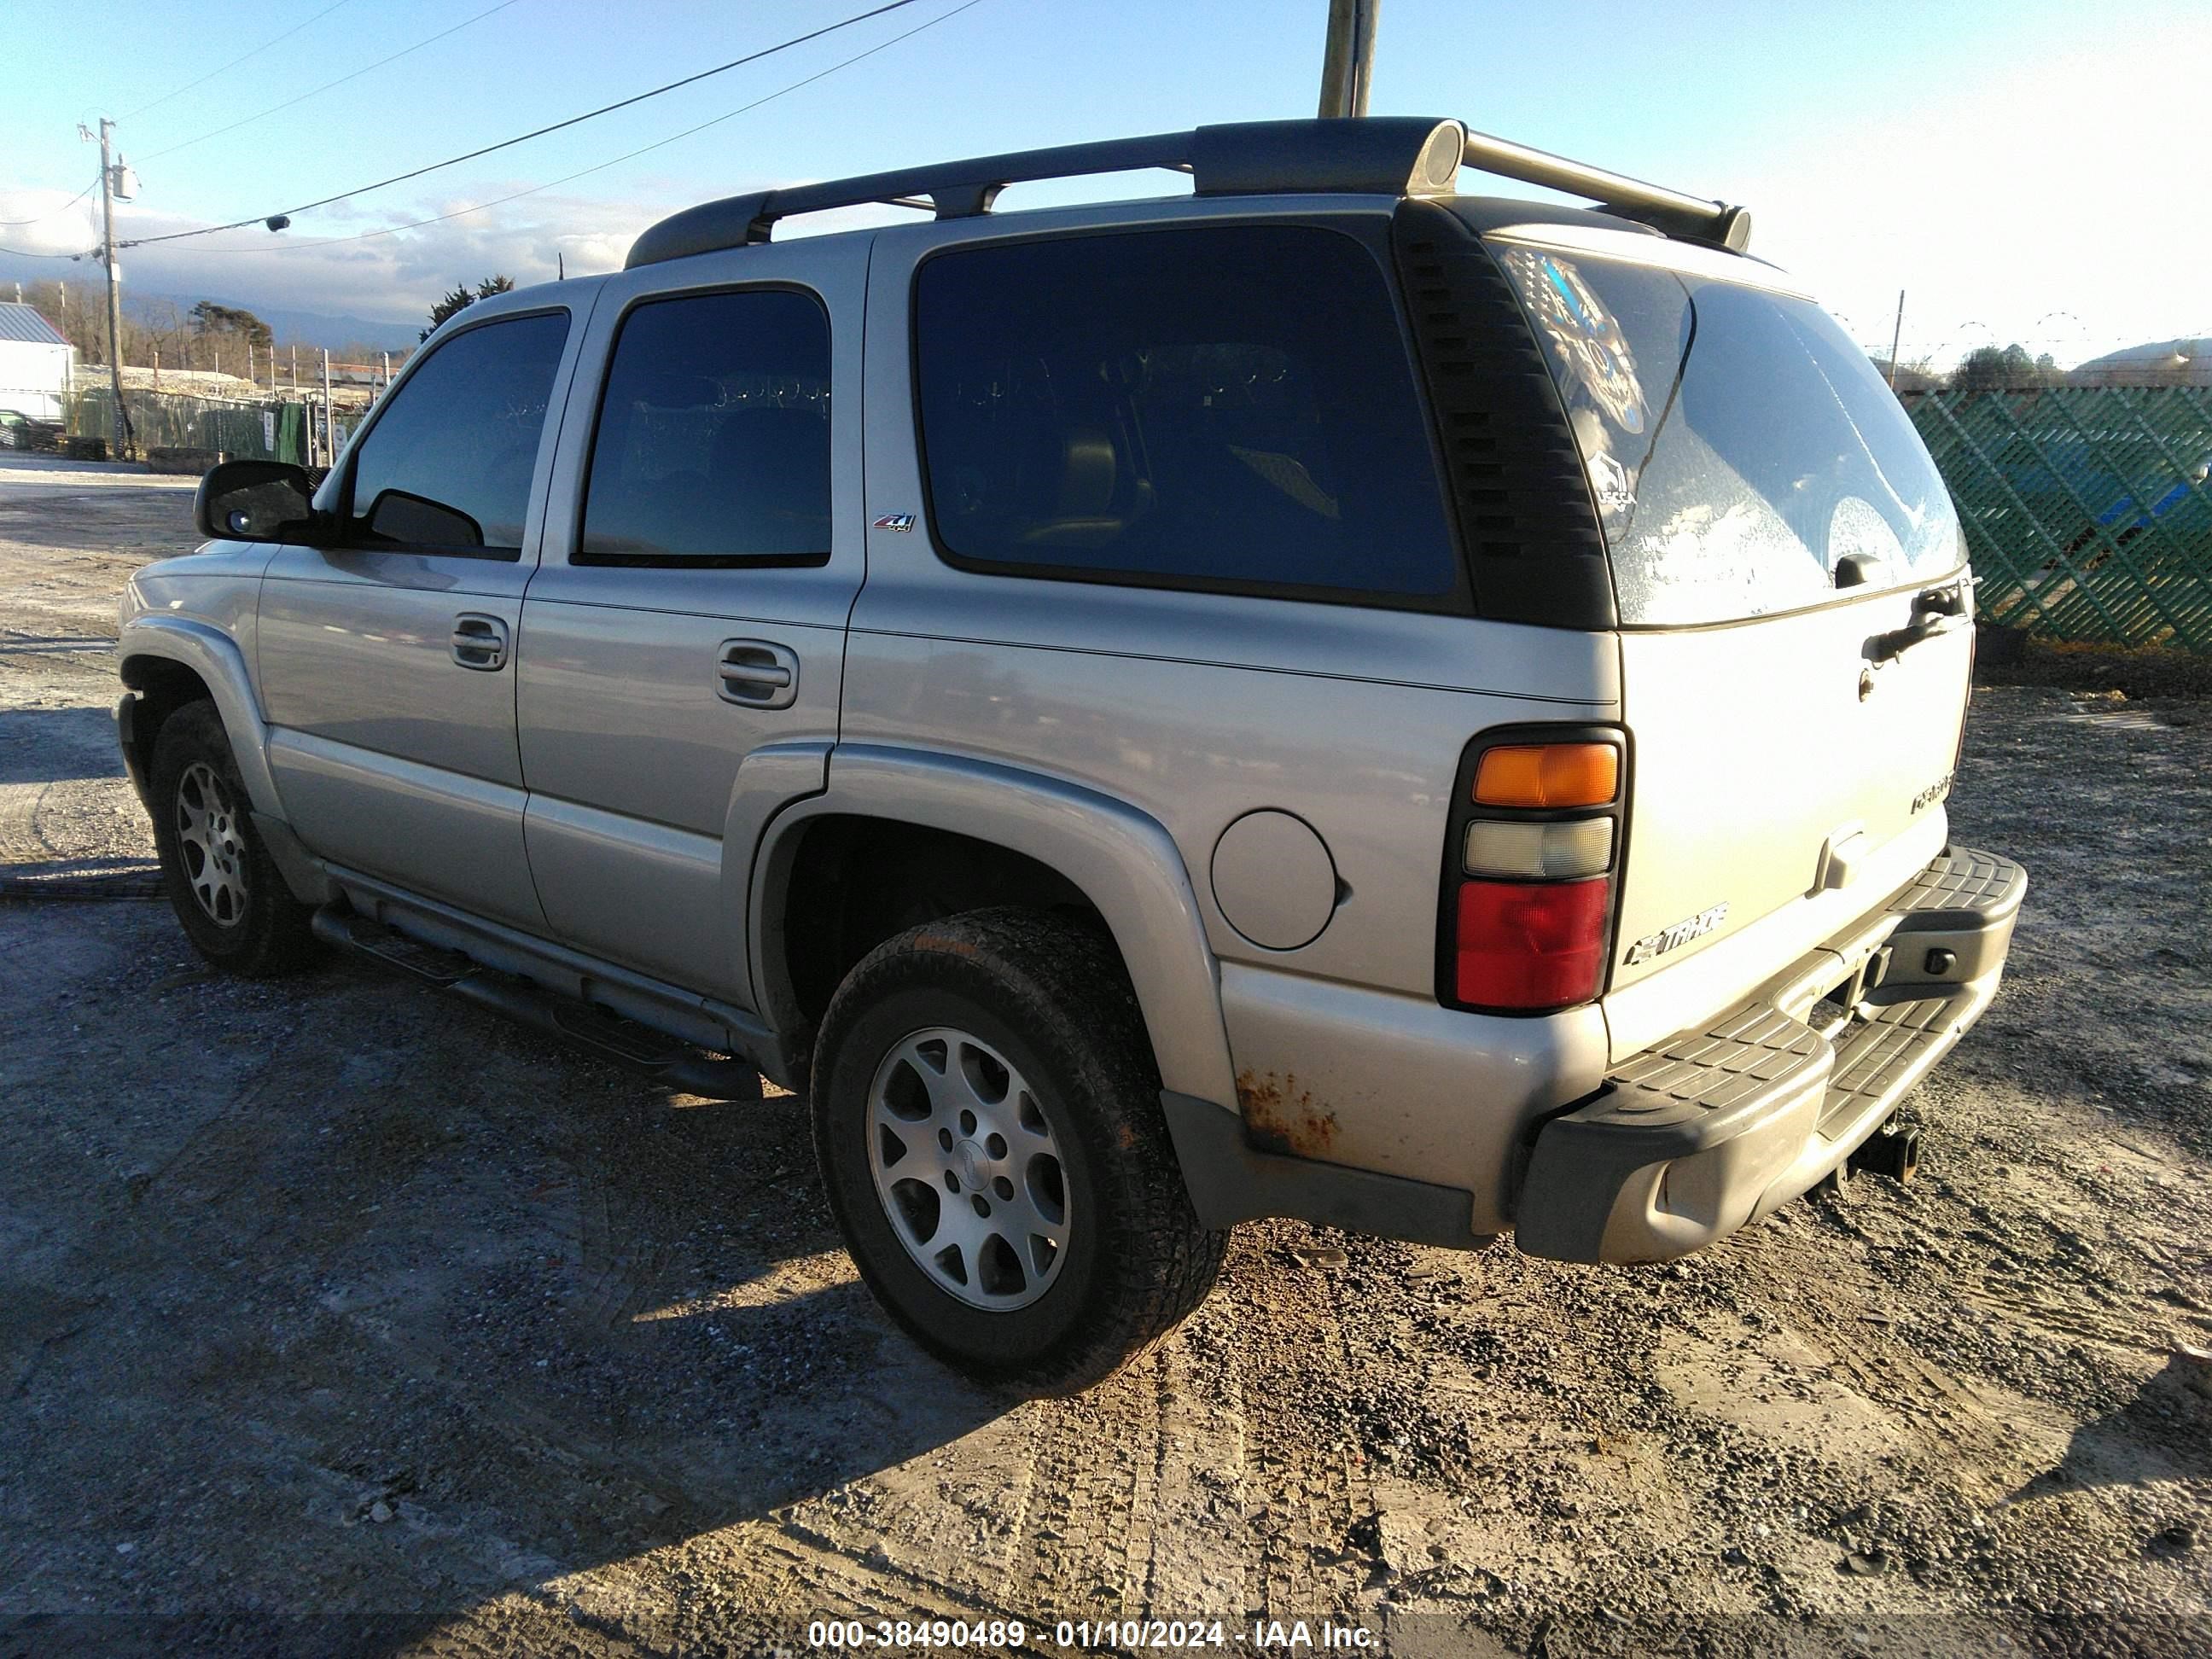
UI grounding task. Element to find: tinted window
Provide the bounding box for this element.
[913,226,1460,600]
[1497,246,1962,625]
[579,288,831,566]
[345,311,568,556]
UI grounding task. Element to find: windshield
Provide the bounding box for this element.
[1495,243,1962,626]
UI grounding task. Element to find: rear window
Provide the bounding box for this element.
[912,224,1462,602]
[1496,245,1962,626]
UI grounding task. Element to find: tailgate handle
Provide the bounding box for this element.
[1866,586,1970,665]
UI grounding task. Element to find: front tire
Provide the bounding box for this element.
[148,701,317,976]
[812,908,1228,1393]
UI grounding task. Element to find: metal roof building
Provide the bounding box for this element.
[0,302,69,346]
[0,300,73,422]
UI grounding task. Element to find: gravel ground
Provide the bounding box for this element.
[0,451,2206,1657]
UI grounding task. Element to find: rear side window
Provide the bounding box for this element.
[579,288,831,567]
[345,310,568,556]
[913,225,1461,602]
[1496,245,1962,625]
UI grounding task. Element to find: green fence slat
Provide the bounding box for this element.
[1911,385,2212,654]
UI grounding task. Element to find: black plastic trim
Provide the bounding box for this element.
[626,119,1467,266]
[113,692,148,807]
[1160,1091,1481,1248]
[1390,200,1617,630]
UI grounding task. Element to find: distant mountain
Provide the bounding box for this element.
[214,302,422,352]
[119,293,422,352]
[0,258,425,352]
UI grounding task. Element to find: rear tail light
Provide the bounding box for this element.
[1474,742,1618,808]
[1462,818,1614,880]
[1454,878,1610,1007]
[1440,731,1625,1014]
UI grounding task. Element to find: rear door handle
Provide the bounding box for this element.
[451,613,509,672]
[717,639,800,709]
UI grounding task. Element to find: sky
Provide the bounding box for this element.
[1,0,2206,363]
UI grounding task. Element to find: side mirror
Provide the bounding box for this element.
[195,459,319,544]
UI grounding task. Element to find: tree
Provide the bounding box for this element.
[190,301,272,354]
[1953,342,2060,393]
[420,275,517,341]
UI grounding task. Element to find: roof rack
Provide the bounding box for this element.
[625,117,1750,270]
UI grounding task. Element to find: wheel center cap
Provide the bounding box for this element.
[954,1138,987,1189]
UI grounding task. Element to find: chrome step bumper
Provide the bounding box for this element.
[1513,846,2027,1265]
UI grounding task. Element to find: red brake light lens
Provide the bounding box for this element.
[1453,877,1610,1010]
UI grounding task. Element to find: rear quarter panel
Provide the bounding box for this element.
[850,201,1621,1217]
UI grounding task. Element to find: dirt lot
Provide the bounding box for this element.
[1,451,2207,1657]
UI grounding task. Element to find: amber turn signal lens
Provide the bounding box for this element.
[1473,742,1619,809]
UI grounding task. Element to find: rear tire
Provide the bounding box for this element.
[148,700,317,976]
[811,907,1228,1393]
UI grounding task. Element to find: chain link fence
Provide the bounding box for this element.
[1906,387,2212,654]
[65,387,366,465]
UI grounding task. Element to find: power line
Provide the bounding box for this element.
[114,0,931,252]
[141,0,528,164]
[0,178,96,227]
[119,0,358,120]
[166,0,989,259]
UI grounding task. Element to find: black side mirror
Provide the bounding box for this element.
[195,459,319,544]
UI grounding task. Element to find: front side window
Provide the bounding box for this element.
[578,288,831,567]
[344,311,568,556]
[1496,245,1962,625]
[913,225,1462,602]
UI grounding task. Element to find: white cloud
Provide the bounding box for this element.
[0,173,953,335]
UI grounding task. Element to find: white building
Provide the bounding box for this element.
[0,301,73,420]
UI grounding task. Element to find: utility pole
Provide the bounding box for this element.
[1887,290,1906,390]
[1318,0,1379,118]
[321,348,334,463]
[96,118,134,460]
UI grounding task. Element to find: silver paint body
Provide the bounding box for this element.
[115,191,1976,1239]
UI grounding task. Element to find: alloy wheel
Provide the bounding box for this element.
[175,761,248,926]
[864,1026,1071,1311]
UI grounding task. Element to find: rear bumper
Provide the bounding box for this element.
[1514,845,2026,1265]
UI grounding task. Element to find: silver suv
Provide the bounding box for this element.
[115,119,2025,1391]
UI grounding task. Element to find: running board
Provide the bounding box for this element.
[311,907,762,1101]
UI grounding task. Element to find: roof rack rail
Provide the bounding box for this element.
[626,117,1749,270]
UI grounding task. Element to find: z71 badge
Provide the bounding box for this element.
[1624,902,1730,966]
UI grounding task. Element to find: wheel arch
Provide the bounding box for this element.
[118,617,282,818]
[748,744,1237,1107]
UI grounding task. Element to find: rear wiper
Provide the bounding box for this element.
[1866,583,1970,664]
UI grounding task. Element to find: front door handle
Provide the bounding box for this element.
[451,614,509,672]
[717,639,800,709]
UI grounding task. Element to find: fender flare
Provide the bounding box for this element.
[116,615,282,818]
[748,743,1239,1108]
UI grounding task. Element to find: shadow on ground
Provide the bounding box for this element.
[0,918,1016,1652]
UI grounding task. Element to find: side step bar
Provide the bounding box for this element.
[311,907,762,1102]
